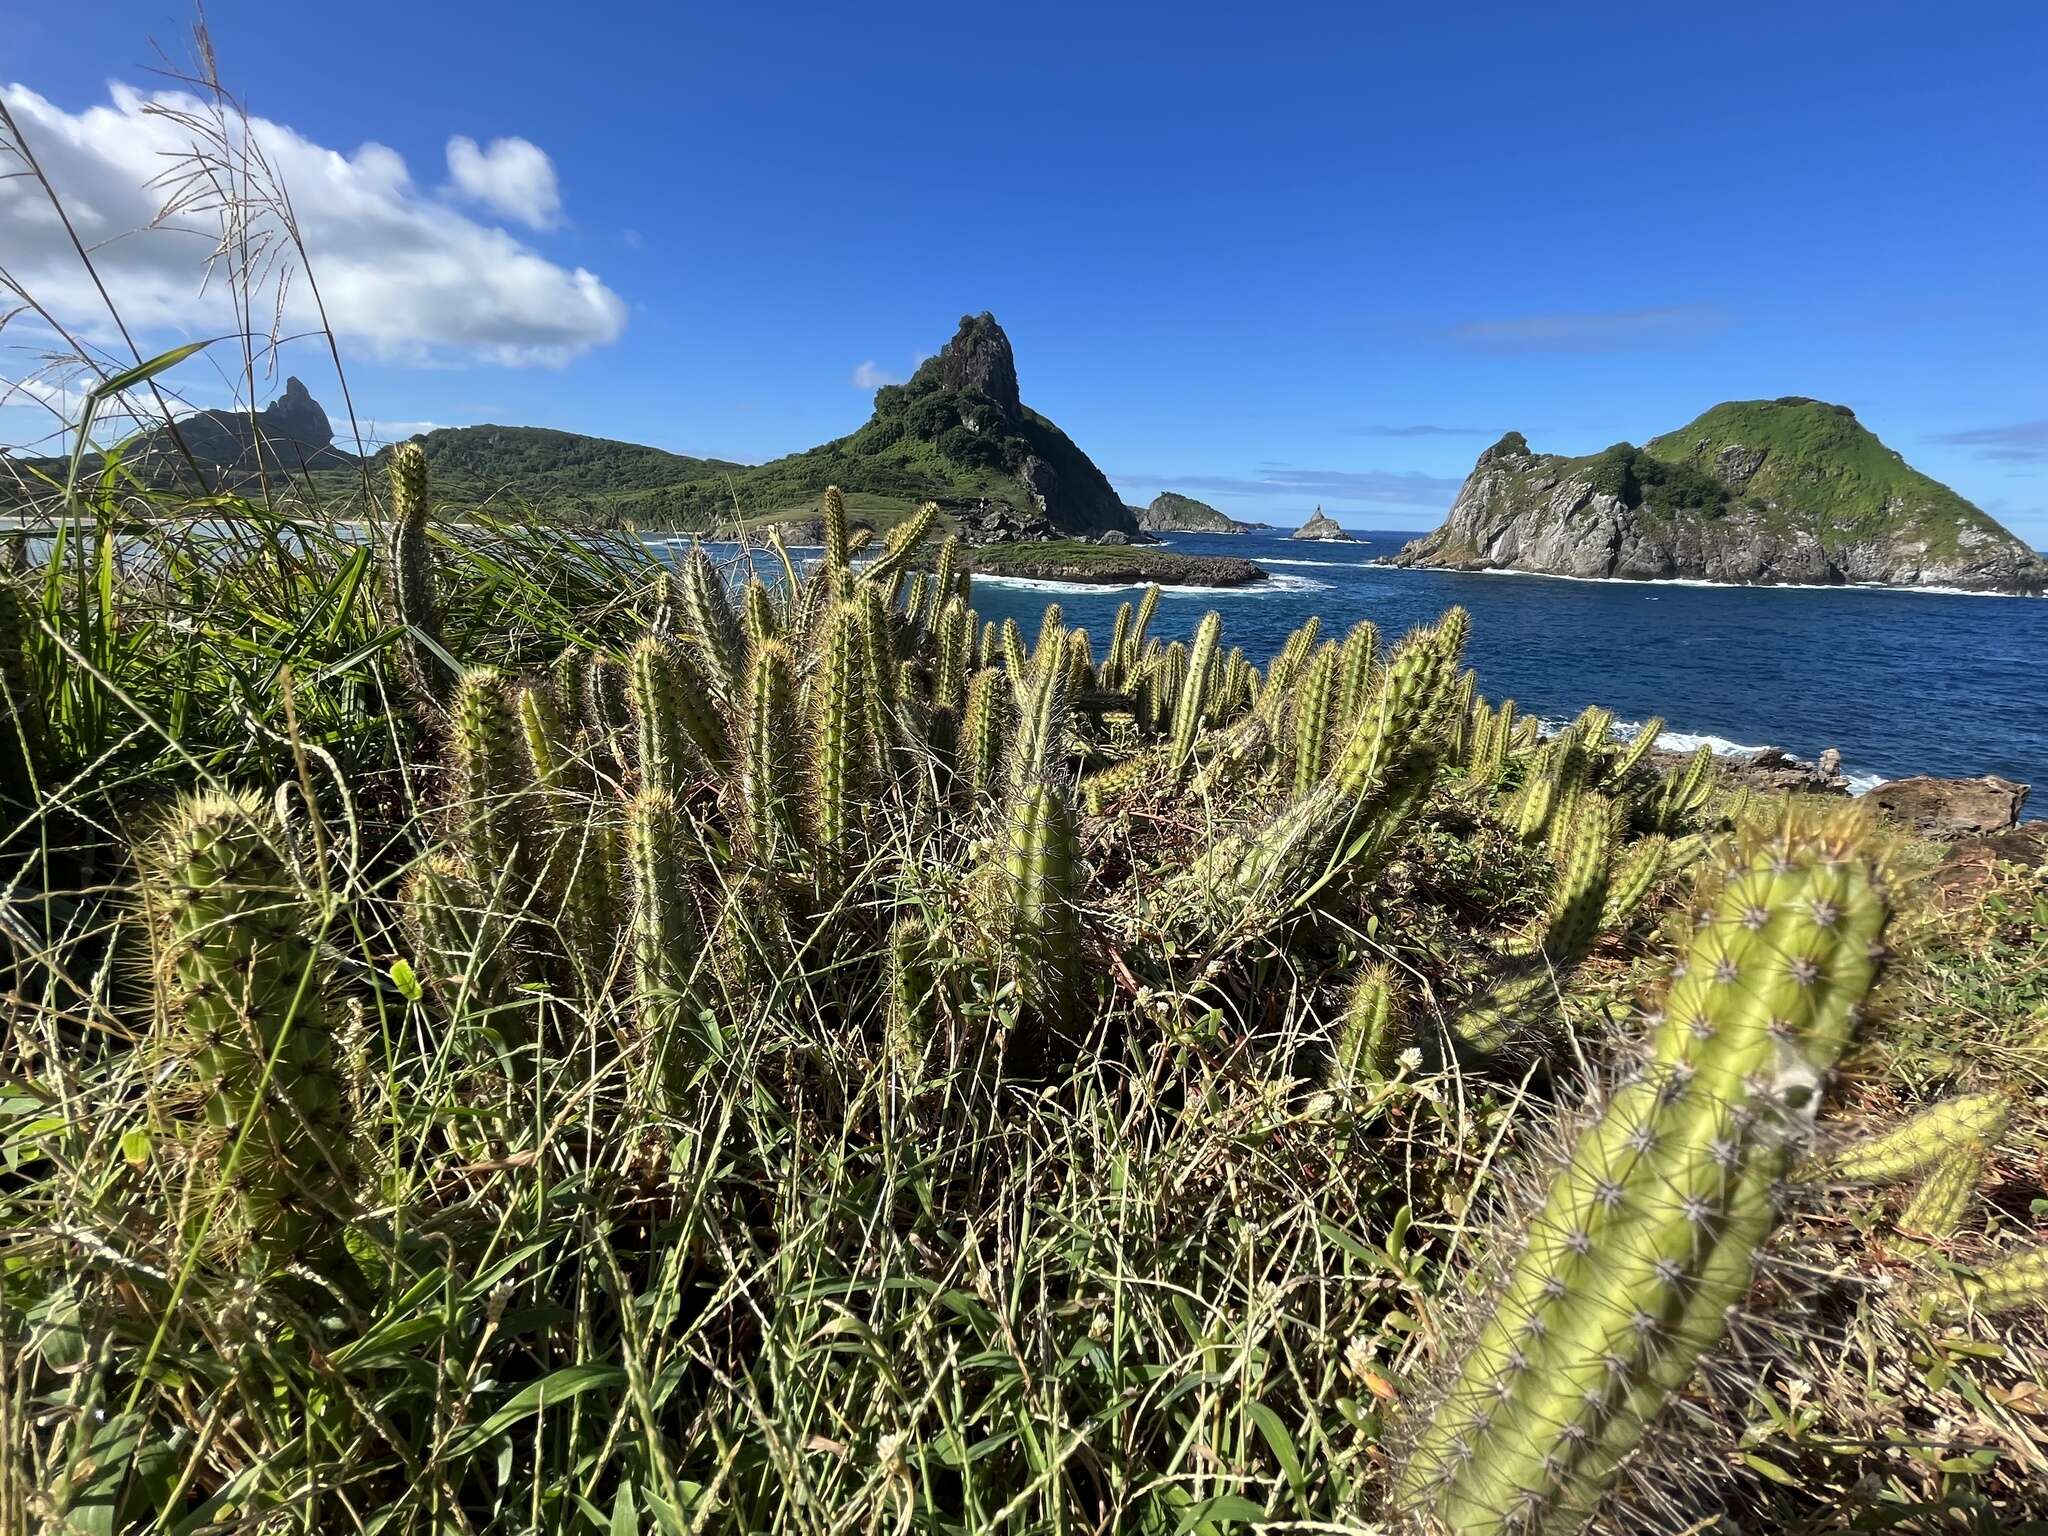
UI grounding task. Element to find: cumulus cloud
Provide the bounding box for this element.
[0,83,626,367]
[852,360,902,389]
[444,135,561,229]
[1448,305,1724,354]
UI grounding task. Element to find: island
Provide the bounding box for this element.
[1386,398,2048,593]
[970,541,1266,587]
[1135,492,1262,534]
[1290,506,1358,542]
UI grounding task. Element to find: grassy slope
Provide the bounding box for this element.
[1640,397,2003,554]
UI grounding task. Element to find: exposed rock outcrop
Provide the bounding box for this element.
[1389,400,2048,593]
[1290,506,1357,542]
[128,376,356,484]
[1137,492,1257,534]
[1871,775,2030,837]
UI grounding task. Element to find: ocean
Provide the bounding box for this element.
[951,528,2048,816]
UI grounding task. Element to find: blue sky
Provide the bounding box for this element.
[5,0,2046,538]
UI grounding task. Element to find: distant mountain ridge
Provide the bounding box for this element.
[1390,398,2048,593]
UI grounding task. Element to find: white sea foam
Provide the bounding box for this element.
[1533,716,1890,796]
[1257,557,1365,570]
[973,570,1330,598]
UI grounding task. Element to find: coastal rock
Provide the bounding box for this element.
[1291,506,1357,542]
[1388,399,2048,594]
[126,375,355,484]
[920,311,1022,423]
[1871,775,2030,837]
[970,542,1266,588]
[1137,491,1257,534]
[1651,743,1849,798]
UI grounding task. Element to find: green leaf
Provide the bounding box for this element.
[1174,1494,1266,1531]
[1245,1402,1305,1502]
[445,1365,627,1457]
[390,958,423,1003]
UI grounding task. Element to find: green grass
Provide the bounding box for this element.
[0,452,2042,1535]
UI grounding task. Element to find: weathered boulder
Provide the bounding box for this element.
[1871,775,2030,836]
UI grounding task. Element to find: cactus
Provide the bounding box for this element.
[856,586,900,779]
[822,485,850,576]
[742,578,779,651]
[1613,717,1665,780]
[933,534,966,611]
[1079,752,1155,813]
[1332,619,1377,736]
[1168,611,1223,784]
[1891,1139,1987,1256]
[1103,601,1134,691]
[1032,604,1066,674]
[809,601,865,883]
[1327,964,1405,1087]
[932,597,970,709]
[1063,628,1095,694]
[1124,584,1161,678]
[448,667,530,882]
[885,915,937,1076]
[1649,742,1715,834]
[626,788,700,1045]
[402,852,517,1021]
[861,501,939,587]
[1400,808,1890,1534]
[743,640,802,874]
[385,441,452,709]
[1000,618,1029,685]
[627,639,695,800]
[1007,649,1070,797]
[1291,641,1339,797]
[1823,1089,2016,1185]
[145,790,347,1250]
[960,667,1010,805]
[0,579,48,806]
[1916,1246,2048,1320]
[1000,780,1084,1037]
[681,549,747,707]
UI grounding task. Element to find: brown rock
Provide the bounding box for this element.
[1870,775,2030,837]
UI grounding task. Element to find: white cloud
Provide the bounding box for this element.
[444,134,561,230]
[852,360,902,389]
[0,83,626,368]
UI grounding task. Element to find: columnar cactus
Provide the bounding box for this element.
[742,577,779,652]
[402,851,517,1021]
[933,533,966,610]
[1824,1089,2016,1184]
[809,601,865,882]
[1327,963,1405,1087]
[1291,641,1339,797]
[743,640,802,874]
[822,484,850,576]
[1000,779,1084,1037]
[628,639,694,801]
[145,790,348,1251]
[1168,611,1223,784]
[385,441,451,709]
[1103,601,1134,691]
[885,914,937,1076]
[860,501,939,587]
[1335,619,1378,738]
[1892,1140,1987,1255]
[448,667,529,882]
[626,788,699,1041]
[1008,650,1069,798]
[933,597,970,709]
[1400,808,1890,1534]
[1917,1246,2048,1320]
[960,667,1010,805]
[857,586,900,779]
[1649,742,1716,834]
[681,549,747,707]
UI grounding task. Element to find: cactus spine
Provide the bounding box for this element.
[743,640,802,874]
[886,915,937,1076]
[627,639,694,800]
[146,790,346,1249]
[1401,809,1890,1534]
[861,501,939,587]
[1918,1246,2048,1320]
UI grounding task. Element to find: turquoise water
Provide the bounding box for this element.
[933,528,2046,813]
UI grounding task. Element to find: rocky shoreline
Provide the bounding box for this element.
[1647,741,2031,835]
[968,541,1266,588]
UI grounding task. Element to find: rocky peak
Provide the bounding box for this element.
[1477,430,1533,467]
[912,312,1023,425]
[266,376,333,447]
[1290,506,1358,542]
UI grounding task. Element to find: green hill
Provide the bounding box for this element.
[1392,397,2048,592]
